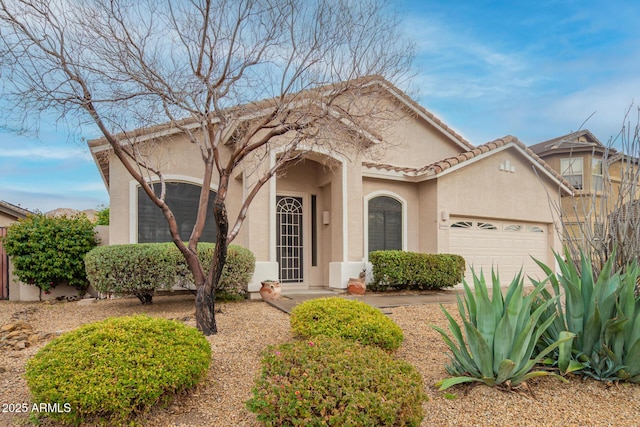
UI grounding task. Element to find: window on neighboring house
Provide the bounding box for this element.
[592,158,604,192]
[137,182,218,243]
[561,157,584,190]
[593,222,605,241]
[368,196,402,252]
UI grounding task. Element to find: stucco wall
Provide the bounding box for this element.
[0,212,18,227]
[367,99,467,169]
[418,180,439,254]
[437,148,559,223]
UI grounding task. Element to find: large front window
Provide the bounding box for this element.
[368,196,402,252]
[137,182,218,243]
[561,157,584,190]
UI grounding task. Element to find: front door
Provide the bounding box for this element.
[276,196,304,283]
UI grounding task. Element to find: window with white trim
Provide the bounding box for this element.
[137,182,217,243]
[561,157,584,190]
[368,196,402,252]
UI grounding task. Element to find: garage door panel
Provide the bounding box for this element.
[449,218,550,286]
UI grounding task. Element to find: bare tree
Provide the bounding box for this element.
[551,107,640,274]
[0,0,412,334]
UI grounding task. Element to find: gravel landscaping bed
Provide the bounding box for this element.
[1,294,639,426]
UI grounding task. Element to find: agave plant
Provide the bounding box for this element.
[533,249,640,382]
[432,269,574,390]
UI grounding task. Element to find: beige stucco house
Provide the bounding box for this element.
[89,78,571,292]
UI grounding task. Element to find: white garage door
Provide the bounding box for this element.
[449,218,551,287]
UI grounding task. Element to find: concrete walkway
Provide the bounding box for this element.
[266,288,464,314]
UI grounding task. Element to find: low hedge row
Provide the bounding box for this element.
[368,250,465,291]
[85,243,255,303]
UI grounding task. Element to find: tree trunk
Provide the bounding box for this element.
[195,196,229,335]
[195,283,217,335]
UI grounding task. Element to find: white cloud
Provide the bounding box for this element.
[0,146,92,161]
[404,15,537,102]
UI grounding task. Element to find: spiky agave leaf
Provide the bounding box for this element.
[433,268,571,390]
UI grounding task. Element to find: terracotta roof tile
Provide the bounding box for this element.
[363,135,573,191]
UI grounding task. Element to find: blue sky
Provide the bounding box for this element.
[2,0,639,212]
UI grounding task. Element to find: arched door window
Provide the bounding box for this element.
[368,196,402,252]
[137,182,217,243]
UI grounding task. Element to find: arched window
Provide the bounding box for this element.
[368,196,402,252]
[137,182,217,243]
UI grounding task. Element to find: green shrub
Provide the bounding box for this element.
[85,242,255,303]
[369,250,465,291]
[85,243,178,304]
[247,337,426,427]
[95,205,109,225]
[25,315,211,426]
[432,269,574,390]
[290,297,404,351]
[2,214,98,294]
[176,243,255,301]
[533,248,640,382]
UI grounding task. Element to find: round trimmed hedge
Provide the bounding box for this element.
[25,315,211,425]
[290,297,404,351]
[247,336,426,426]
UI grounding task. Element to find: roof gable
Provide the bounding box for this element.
[529,129,612,157]
[88,76,474,191]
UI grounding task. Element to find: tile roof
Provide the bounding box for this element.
[528,129,611,156]
[88,76,473,192]
[363,135,574,191]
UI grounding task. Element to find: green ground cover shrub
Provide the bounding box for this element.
[247,336,426,427]
[85,242,255,303]
[369,250,465,291]
[25,315,211,426]
[1,214,98,294]
[290,297,404,351]
[432,270,574,390]
[533,249,640,382]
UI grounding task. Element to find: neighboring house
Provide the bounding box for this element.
[89,78,572,292]
[0,200,32,300]
[530,130,638,245]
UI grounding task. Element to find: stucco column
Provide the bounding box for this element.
[329,157,366,288]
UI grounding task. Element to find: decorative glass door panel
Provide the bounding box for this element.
[276,196,303,282]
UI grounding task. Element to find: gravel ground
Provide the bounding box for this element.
[1,294,639,427]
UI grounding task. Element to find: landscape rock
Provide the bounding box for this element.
[0,320,59,351]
